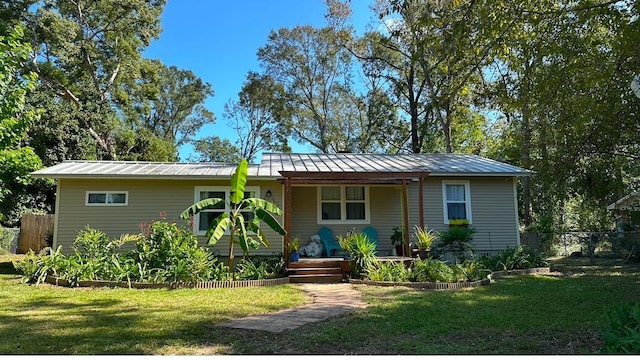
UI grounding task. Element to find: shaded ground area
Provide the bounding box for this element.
[1,254,638,355]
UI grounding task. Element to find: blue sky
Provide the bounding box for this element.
[143,0,377,161]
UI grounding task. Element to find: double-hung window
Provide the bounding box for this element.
[85,191,128,206]
[193,186,259,235]
[442,181,472,224]
[318,186,369,224]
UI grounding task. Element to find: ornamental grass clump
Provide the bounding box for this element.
[366,260,410,282]
[338,231,376,279]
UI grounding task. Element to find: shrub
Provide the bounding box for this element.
[13,221,230,285]
[338,232,377,279]
[481,246,549,271]
[235,255,286,280]
[0,226,16,254]
[366,260,410,282]
[410,258,455,283]
[435,226,476,262]
[601,302,640,354]
[13,246,66,284]
[132,221,218,282]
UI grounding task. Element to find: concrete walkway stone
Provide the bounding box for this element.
[217,283,367,333]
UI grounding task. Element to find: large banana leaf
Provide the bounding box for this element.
[254,208,286,236]
[247,217,270,248]
[179,198,225,219]
[205,213,231,245]
[243,198,283,216]
[236,212,250,253]
[230,159,248,204]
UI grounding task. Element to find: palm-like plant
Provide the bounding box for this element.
[180,159,286,272]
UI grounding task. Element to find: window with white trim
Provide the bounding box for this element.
[193,186,259,235]
[85,191,128,206]
[318,186,369,224]
[442,181,472,224]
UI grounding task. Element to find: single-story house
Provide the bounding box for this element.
[32,152,531,258]
[607,192,640,232]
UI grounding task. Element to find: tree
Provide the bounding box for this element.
[0,26,52,226]
[189,137,242,163]
[121,61,215,149]
[257,25,359,153]
[180,159,286,274]
[222,72,291,162]
[8,0,166,160]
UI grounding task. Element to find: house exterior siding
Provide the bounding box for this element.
[289,178,519,256]
[408,177,519,256]
[289,185,402,255]
[54,178,284,256]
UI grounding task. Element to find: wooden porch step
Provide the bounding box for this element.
[289,267,342,276]
[289,274,344,283]
[288,260,343,269]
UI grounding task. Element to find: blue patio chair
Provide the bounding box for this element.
[318,227,341,257]
[362,226,378,254]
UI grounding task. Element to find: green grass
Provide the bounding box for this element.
[2,254,639,354]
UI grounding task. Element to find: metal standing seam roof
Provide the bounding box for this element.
[31,152,531,179]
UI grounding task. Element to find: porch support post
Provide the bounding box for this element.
[402,178,410,257]
[419,176,425,228]
[284,176,292,266]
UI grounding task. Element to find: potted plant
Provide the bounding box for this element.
[390,226,404,256]
[414,225,436,260]
[289,236,301,262]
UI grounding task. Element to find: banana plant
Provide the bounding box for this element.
[180,159,286,273]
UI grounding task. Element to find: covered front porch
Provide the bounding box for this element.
[279,170,430,267]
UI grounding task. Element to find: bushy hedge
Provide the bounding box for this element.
[13,221,287,286]
[361,245,548,283]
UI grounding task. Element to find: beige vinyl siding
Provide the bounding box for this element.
[55,178,284,255]
[408,177,519,256]
[290,185,402,255]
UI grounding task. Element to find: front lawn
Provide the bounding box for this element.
[2,255,638,354]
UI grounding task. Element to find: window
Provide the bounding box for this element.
[318,186,369,224]
[193,186,259,235]
[442,181,472,224]
[85,191,128,206]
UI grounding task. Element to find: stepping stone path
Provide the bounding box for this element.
[217,283,367,333]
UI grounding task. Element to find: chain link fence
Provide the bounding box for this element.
[521,231,640,261]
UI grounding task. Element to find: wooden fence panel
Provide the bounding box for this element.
[17,214,55,254]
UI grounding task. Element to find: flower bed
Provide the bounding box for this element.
[349,267,551,290]
[45,275,290,289]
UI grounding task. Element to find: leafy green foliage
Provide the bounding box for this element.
[180,159,286,274]
[479,246,549,271]
[366,260,410,282]
[435,226,477,262]
[0,26,50,227]
[234,255,287,280]
[601,302,640,354]
[414,225,436,250]
[13,221,233,285]
[0,226,16,254]
[337,232,377,279]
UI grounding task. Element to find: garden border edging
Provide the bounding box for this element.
[348,267,551,290]
[45,276,290,289]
